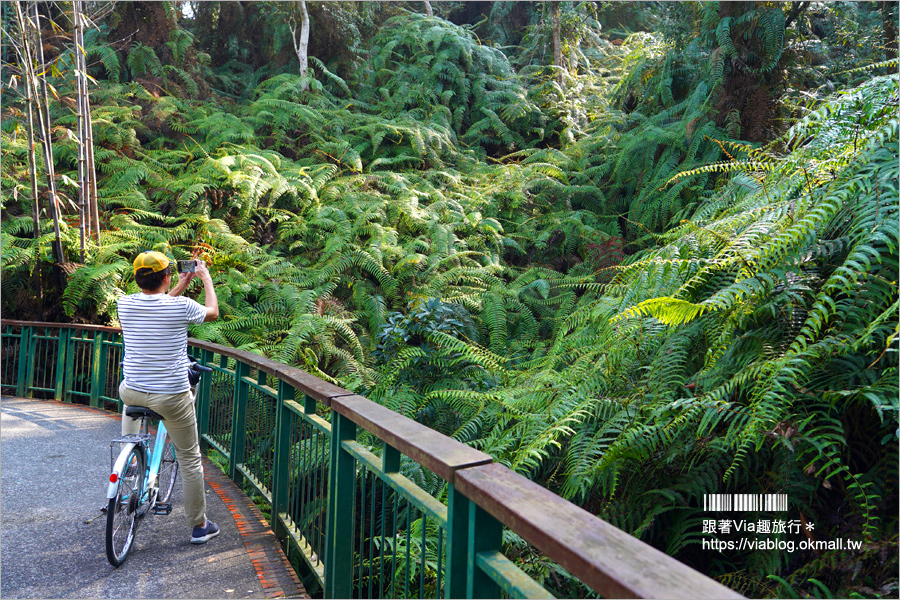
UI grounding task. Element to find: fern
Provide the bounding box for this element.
[126,42,163,78]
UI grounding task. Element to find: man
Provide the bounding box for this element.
[117,250,220,544]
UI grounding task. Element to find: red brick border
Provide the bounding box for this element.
[203,458,310,599]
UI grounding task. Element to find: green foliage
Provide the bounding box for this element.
[354,13,545,157]
[83,26,122,83]
[126,42,163,78]
[541,72,898,595]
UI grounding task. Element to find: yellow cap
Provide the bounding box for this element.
[133,251,171,274]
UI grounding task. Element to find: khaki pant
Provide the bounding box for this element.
[119,381,207,528]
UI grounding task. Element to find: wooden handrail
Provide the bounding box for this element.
[1,319,122,334]
[455,463,744,599]
[332,394,493,481]
[188,339,352,404]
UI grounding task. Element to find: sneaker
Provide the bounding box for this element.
[190,520,220,544]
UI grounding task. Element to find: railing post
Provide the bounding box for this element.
[24,326,38,397]
[115,340,125,413]
[324,411,356,599]
[55,328,70,401]
[467,503,503,598]
[303,393,324,555]
[446,483,471,599]
[272,379,295,541]
[15,326,31,398]
[89,331,106,408]
[382,443,401,596]
[196,348,215,451]
[383,442,400,472]
[229,360,250,483]
[304,393,317,415]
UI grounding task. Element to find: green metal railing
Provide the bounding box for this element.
[1,320,742,599]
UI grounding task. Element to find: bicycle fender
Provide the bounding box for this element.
[107,442,141,499]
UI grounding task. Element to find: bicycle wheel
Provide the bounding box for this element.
[106,446,144,567]
[156,435,179,504]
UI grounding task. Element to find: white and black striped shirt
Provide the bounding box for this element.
[118,293,207,393]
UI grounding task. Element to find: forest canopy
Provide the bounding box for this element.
[2,2,898,597]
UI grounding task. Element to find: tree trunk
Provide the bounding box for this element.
[784,1,809,29]
[290,0,311,91]
[423,1,433,17]
[108,2,176,53]
[550,2,563,88]
[881,1,898,60]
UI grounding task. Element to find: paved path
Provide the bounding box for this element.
[1,397,307,599]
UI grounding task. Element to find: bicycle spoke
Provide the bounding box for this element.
[106,447,144,567]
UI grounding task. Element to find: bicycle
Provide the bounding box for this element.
[105,357,212,567]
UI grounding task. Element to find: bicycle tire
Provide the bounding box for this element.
[106,446,144,567]
[156,435,179,504]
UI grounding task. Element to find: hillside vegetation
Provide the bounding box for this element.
[2,2,897,597]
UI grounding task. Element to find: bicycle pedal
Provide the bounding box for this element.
[152,503,172,515]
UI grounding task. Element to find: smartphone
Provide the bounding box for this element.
[177,260,198,273]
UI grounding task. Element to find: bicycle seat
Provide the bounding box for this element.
[125,407,165,421]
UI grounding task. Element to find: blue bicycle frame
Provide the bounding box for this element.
[106,418,170,505]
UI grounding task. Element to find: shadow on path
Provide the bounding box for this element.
[1,396,307,599]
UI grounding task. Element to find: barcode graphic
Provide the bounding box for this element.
[704,494,788,511]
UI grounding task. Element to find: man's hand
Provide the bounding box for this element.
[194,261,219,322]
[168,270,196,297]
[194,260,212,282]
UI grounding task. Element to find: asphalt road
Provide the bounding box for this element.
[1,396,270,599]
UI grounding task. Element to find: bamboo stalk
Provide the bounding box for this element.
[21,0,64,265]
[86,76,100,242]
[14,2,65,264]
[11,1,45,312]
[73,0,87,260]
[23,44,41,241]
[77,0,101,242]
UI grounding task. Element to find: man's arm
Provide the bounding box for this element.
[194,262,219,322]
[168,271,194,297]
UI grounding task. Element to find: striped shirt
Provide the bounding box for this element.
[118,293,207,393]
